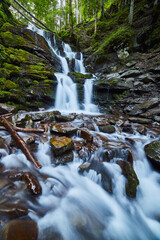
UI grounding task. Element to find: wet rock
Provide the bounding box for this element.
[129,98,159,116]
[80,121,95,131]
[133,125,147,135]
[79,129,93,142]
[0,204,28,221]
[53,150,74,165]
[23,136,36,145]
[149,66,160,73]
[98,125,115,134]
[50,123,78,135]
[55,114,75,122]
[96,120,109,126]
[128,117,152,124]
[120,69,143,78]
[50,136,74,156]
[0,137,11,156]
[0,103,16,114]
[144,140,160,170]
[79,161,112,194]
[8,171,24,181]
[23,172,42,195]
[2,219,38,240]
[121,125,134,134]
[103,148,134,165]
[117,160,139,198]
[154,116,160,122]
[126,61,136,68]
[137,73,154,84]
[140,107,160,119]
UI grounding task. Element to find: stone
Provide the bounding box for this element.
[50,136,74,156]
[55,114,75,122]
[117,48,129,59]
[53,150,74,165]
[129,98,159,116]
[140,107,160,119]
[50,123,78,135]
[144,140,160,170]
[0,204,28,221]
[2,219,38,240]
[23,172,42,195]
[154,116,160,122]
[79,160,112,194]
[120,70,143,78]
[137,73,154,84]
[0,103,16,114]
[149,66,160,73]
[126,61,136,68]
[117,160,139,198]
[128,117,152,124]
[79,128,93,142]
[103,148,134,165]
[98,125,115,134]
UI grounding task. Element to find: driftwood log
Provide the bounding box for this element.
[0,116,42,169]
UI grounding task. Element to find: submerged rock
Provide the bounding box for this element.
[117,160,139,198]
[79,128,93,142]
[144,140,160,170]
[53,150,74,165]
[2,219,38,240]
[50,136,74,156]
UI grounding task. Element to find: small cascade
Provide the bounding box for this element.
[54,73,79,111]
[84,78,98,112]
[27,25,97,113]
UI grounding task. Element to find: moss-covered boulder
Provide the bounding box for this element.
[98,125,115,134]
[144,140,160,170]
[117,160,139,198]
[50,136,74,156]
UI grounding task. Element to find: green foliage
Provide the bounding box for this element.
[95,26,134,54]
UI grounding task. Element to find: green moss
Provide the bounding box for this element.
[95,26,134,55]
[72,72,91,79]
[33,80,39,85]
[0,22,13,31]
[0,31,26,47]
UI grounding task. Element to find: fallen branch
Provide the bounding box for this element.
[0,116,42,169]
[0,125,44,133]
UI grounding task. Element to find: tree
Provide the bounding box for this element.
[129,0,134,25]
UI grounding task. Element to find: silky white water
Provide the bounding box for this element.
[19,26,160,240]
[27,25,97,113]
[2,127,160,240]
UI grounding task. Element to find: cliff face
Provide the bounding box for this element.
[0,0,61,111]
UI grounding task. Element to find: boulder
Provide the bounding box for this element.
[0,204,28,221]
[128,117,152,124]
[50,123,78,135]
[120,69,143,78]
[144,140,160,170]
[117,160,139,198]
[2,219,38,240]
[50,136,74,156]
[79,128,93,142]
[129,98,159,116]
[79,161,112,193]
[55,114,75,122]
[0,103,16,114]
[53,150,74,165]
[140,107,160,119]
[98,125,115,134]
[103,148,134,165]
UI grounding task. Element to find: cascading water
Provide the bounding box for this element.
[1,25,159,240]
[27,25,97,113]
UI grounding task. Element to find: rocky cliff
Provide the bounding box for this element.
[0,0,62,111]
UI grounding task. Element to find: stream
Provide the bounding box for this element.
[0,26,160,240]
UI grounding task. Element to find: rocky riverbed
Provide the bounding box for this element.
[0,108,160,239]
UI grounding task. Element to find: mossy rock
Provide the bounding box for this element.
[50,136,74,156]
[98,125,115,134]
[144,140,160,170]
[117,160,139,198]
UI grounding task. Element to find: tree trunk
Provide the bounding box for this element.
[94,0,98,34]
[129,0,134,25]
[0,116,42,169]
[69,0,73,33]
[101,0,105,19]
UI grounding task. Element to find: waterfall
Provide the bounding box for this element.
[27,25,97,113]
